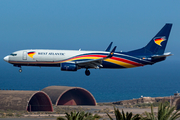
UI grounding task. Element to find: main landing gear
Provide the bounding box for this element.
[85,69,90,76]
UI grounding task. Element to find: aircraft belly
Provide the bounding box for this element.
[13,63,60,67]
[102,61,126,69]
[105,59,137,68]
[101,57,143,69]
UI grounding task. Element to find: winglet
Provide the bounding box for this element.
[105,42,113,51]
[107,46,117,58]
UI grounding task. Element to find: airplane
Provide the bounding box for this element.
[4,23,172,76]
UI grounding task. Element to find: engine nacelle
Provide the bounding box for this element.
[61,63,78,71]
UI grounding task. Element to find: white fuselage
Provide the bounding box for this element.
[4,49,109,66]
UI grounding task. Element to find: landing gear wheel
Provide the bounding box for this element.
[19,69,22,73]
[85,69,90,76]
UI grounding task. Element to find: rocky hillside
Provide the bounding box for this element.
[113,97,172,105]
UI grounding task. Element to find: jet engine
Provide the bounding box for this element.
[61,63,77,71]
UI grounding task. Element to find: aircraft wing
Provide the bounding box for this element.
[76,46,117,69]
[76,58,104,69]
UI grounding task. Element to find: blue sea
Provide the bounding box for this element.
[0,59,180,103]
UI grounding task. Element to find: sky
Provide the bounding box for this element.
[0,1,180,102]
[1,1,180,55]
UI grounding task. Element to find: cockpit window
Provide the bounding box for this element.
[10,53,17,56]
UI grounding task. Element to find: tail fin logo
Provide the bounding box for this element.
[28,51,36,58]
[154,37,166,46]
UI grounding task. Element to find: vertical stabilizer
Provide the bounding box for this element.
[127,23,172,56]
[145,23,172,55]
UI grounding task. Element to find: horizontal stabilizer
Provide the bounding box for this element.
[152,52,173,58]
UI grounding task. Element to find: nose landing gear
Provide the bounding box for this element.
[85,69,90,76]
[19,69,22,73]
[19,66,22,73]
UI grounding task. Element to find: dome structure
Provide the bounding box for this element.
[0,90,53,111]
[42,86,96,106]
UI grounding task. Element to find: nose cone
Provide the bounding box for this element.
[4,56,9,62]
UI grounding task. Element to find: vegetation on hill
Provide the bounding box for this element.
[56,111,101,120]
[106,102,180,120]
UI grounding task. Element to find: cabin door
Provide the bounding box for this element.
[23,51,27,60]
